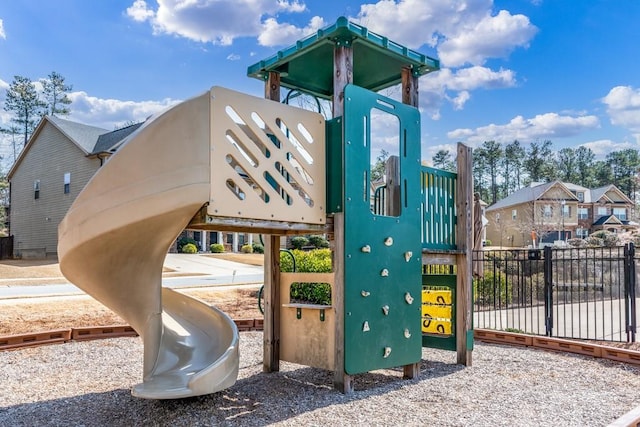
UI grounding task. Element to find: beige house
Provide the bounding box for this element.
[485,181,636,248]
[7,115,252,258]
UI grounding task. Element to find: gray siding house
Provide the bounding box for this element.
[7,116,140,258]
[7,115,253,258]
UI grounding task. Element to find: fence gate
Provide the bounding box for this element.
[473,244,638,343]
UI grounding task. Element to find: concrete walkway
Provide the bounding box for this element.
[0,254,264,300]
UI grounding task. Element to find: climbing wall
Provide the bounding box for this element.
[342,85,423,375]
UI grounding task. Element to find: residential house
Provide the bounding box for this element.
[7,115,251,258]
[485,180,636,248]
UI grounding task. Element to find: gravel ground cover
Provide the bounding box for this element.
[1,332,639,426]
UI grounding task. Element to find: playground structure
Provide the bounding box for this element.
[57,17,474,399]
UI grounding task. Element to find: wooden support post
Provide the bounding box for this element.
[332,42,353,393]
[263,71,281,372]
[401,65,421,380]
[455,142,473,366]
[263,235,281,372]
[385,156,400,217]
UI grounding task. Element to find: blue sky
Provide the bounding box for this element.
[1,0,639,170]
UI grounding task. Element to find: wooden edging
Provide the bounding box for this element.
[3,323,640,370]
[0,319,265,351]
[474,329,640,366]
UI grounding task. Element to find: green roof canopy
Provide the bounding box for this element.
[247,17,439,99]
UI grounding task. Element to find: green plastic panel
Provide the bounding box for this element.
[326,117,343,214]
[421,166,457,250]
[343,84,423,375]
[247,17,439,99]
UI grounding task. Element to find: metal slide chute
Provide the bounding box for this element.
[58,89,239,399]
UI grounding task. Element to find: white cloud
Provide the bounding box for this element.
[125,0,308,46]
[438,10,537,67]
[354,0,537,67]
[226,53,241,61]
[448,112,600,146]
[126,0,155,22]
[420,66,517,115]
[0,19,5,40]
[580,139,639,158]
[258,16,324,46]
[602,86,640,133]
[67,91,180,130]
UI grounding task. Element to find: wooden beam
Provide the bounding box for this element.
[332,45,353,118]
[265,71,281,102]
[332,42,353,393]
[455,142,473,366]
[263,235,281,372]
[263,71,281,373]
[401,66,419,107]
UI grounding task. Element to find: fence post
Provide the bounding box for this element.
[624,243,636,342]
[543,246,553,337]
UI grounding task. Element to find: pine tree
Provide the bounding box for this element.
[41,71,72,116]
[4,76,45,148]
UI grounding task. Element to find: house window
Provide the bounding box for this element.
[562,204,571,218]
[34,180,40,199]
[577,192,584,202]
[613,207,627,221]
[578,207,589,220]
[543,205,552,218]
[576,228,589,238]
[597,206,608,217]
[64,172,71,194]
[511,209,517,220]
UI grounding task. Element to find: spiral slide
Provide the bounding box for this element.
[58,89,240,399]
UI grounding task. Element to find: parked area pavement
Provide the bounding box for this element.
[0,254,264,300]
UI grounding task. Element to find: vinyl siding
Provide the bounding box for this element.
[10,121,100,257]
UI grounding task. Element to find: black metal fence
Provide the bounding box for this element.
[473,244,638,342]
[0,236,13,260]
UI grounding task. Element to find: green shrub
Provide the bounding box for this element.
[308,234,330,248]
[177,236,198,252]
[181,243,198,254]
[210,243,225,253]
[290,236,309,250]
[252,242,264,254]
[241,244,253,253]
[281,249,332,305]
[473,271,512,306]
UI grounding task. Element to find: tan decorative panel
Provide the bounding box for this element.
[208,86,326,224]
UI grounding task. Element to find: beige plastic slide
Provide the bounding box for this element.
[58,89,240,399]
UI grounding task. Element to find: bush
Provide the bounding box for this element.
[281,249,332,305]
[308,234,330,248]
[177,236,198,252]
[210,243,225,253]
[252,242,264,254]
[241,244,253,253]
[474,271,512,306]
[290,236,309,250]
[181,243,198,254]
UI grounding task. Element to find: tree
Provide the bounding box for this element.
[479,140,503,204]
[606,149,640,201]
[593,160,612,188]
[0,125,20,164]
[4,76,45,148]
[524,140,554,183]
[41,71,72,116]
[472,147,489,202]
[556,147,578,183]
[432,149,455,171]
[503,140,525,194]
[574,146,595,187]
[370,149,389,181]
